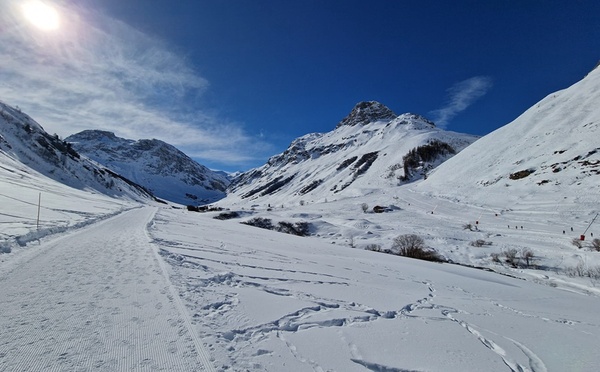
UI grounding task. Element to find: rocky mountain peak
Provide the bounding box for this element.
[74,130,118,140]
[336,101,397,128]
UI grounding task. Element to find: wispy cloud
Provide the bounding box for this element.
[0,0,272,170]
[430,76,493,128]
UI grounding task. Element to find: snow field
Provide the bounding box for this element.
[149,207,600,371]
[0,207,215,371]
[0,153,135,257]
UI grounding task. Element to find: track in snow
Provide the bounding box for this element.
[0,207,215,372]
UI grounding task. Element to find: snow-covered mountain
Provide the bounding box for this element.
[226,101,478,205]
[3,72,600,372]
[0,101,154,201]
[417,64,600,218]
[66,130,230,205]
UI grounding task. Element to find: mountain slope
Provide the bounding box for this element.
[66,130,230,205]
[0,101,154,201]
[417,65,600,218]
[225,101,478,206]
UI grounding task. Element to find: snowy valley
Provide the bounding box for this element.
[0,65,599,371]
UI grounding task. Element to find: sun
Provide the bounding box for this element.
[22,0,60,31]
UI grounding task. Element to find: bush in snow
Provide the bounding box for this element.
[503,248,520,267]
[241,218,310,237]
[591,238,600,252]
[470,239,492,247]
[521,248,536,267]
[242,217,274,230]
[490,252,501,263]
[0,243,11,254]
[213,211,240,220]
[392,234,444,262]
[361,203,369,213]
[276,221,310,236]
[564,263,600,280]
[571,238,583,249]
[365,243,382,252]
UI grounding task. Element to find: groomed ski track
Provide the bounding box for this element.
[0,206,215,372]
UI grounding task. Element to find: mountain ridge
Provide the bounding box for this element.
[66,130,230,205]
[0,101,155,201]
[225,103,477,206]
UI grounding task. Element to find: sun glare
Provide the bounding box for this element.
[22,0,60,31]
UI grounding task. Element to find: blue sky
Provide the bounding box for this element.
[1,0,599,172]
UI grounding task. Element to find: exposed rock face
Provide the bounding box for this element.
[336,101,398,128]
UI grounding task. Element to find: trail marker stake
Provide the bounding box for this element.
[36,193,41,230]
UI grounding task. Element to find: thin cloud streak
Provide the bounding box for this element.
[0,0,272,170]
[430,76,493,128]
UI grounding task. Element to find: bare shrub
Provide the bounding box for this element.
[571,238,583,249]
[365,243,382,252]
[521,248,535,267]
[392,234,444,262]
[276,221,310,236]
[242,217,273,230]
[361,203,369,213]
[591,238,600,252]
[470,239,492,247]
[490,252,501,263]
[242,218,310,236]
[213,211,240,220]
[565,263,600,279]
[187,205,200,212]
[503,249,519,267]
[463,223,473,231]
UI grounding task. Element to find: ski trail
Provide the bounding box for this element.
[505,337,548,372]
[145,212,217,372]
[423,281,540,372]
[442,309,530,372]
[0,206,214,371]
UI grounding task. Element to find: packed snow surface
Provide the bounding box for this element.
[0,208,214,371]
[2,173,600,371]
[150,207,600,371]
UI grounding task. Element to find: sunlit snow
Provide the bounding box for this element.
[1,67,599,371]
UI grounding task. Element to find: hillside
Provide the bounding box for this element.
[213,67,600,281]
[417,65,600,221]
[66,130,230,205]
[226,101,478,206]
[0,101,154,201]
